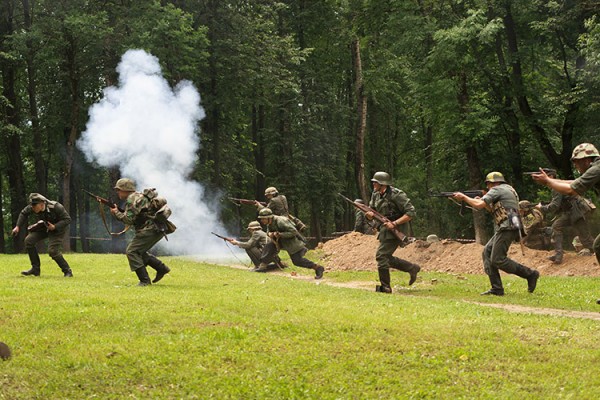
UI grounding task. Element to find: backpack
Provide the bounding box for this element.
[142,188,177,235]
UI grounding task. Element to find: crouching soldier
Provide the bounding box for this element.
[12,193,73,277]
[256,208,324,279]
[230,221,286,272]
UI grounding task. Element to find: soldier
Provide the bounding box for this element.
[229,221,286,272]
[535,170,594,264]
[353,199,375,234]
[109,178,171,286]
[366,171,420,293]
[11,193,73,277]
[453,172,539,296]
[256,186,306,232]
[519,200,551,251]
[256,208,324,279]
[531,143,600,304]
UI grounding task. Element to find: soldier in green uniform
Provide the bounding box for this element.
[454,172,539,296]
[109,178,171,286]
[230,221,285,271]
[535,170,594,264]
[366,171,420,293]
[531,143,600,304]
[256,208,324,279]
[256,187,306,232]
[519,200,551,251]
[353,199,375,234]
[12,193,73,277]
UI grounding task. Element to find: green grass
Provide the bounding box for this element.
[1,252,600,399]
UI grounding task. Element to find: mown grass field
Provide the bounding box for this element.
[1,252,600,399]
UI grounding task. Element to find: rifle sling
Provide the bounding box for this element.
[97,202,129,237]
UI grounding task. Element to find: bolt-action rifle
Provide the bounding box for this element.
[429,190,486,216]
[83,190,127,236]
[211,231,234,242]
[338,193,408,245]
[523,168,556,176]
[228,197,267,207]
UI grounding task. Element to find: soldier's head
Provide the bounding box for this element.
[257,208,274,225]
[28,193,47,213]
[371,171,392,192]
[484,171,505,188]
[114,178,136,200]
[247,221,262,231]
[264,187,278,199]
[518,200,533,215]
[571,143,600,174]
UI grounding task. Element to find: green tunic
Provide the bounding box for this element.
[266,215,305,255]
[369,186,416,241]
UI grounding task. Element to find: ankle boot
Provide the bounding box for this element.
[147,255,170,283]
[314,265,325,279]
[22,248,41,276]
[408,264,420,286]
[134,267,151,286]
[53,255,73,277]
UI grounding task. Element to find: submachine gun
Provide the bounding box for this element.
[429,189,486,216]
[338,193,408,246]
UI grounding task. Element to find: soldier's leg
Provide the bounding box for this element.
[22,231,47,276]
[549,215,568,263]
[389,256,420,286]
[245,248,262,267]
[126,230,163,284]
[255,242,279,271]
[375,240,399,292]
[481,234,504,295]
[491,230,539,293]
[573,217,594,255]
[146,253,171,283]
[48,231,73,277]
[289,248,324,279]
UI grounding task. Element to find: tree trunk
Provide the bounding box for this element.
[351,38,368,201]
[466,145,488,244]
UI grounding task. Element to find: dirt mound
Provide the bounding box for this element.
[321,231,600,277]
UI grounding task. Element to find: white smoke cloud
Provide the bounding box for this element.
[78,49,241,259]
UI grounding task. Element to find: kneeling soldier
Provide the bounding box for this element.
[230,221,285,271]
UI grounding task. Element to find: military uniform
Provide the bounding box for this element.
[369,185,420,291]
[570,157,600,261]
[354,209,375,234]
[112,179,171,286]
[521,208,551,250]
[540,190,594,261]
[257,187,306,231]
[15,193,73,277]
[481,183,539,295]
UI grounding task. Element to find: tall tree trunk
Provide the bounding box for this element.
[466,145,488,244]
[0,177,4,252]
[351,38,368,201]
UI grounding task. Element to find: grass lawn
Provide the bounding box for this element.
[1,252,600,399]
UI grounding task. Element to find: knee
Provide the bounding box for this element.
[48,248,61,258]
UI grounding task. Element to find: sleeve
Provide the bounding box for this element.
[571,164,600,195]
[237,232,259,250]
[114,196,141,225]
[541,191,561,214]
[51,203,72,231]
[16,206,32,228]
[276,218,298,239]
[482,188,499,207]
[395,191,416,219]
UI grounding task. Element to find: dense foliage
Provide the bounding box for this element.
[2,0,600,252]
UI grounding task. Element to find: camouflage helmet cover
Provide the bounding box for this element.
[371,171,392,186]
[114,178,136,192]
[264,187,278,196]
[28,193,47,205]
[258,208,274,218]
[518,200,532,209]
[571,143,600,160]
[247,221,262,230]
[484,171,506,183]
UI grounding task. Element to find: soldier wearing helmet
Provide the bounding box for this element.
[531,143,600,304]
[256,186,307,232]
[229,220,286,271]
[110,178,171,286]
[257,208,325,279]
[518,200,551,251]
[533,169,595,263]
[11,193,73,278]
[454,172,539,296]
[366,171,421,293]
[353,198,376,234]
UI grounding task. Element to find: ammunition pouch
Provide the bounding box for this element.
[491,202,508,226]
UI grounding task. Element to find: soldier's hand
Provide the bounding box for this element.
[11,226,19,236]
[531,168,550,185]
[452,192,466,201]
[47,222,55,231]
[230,240,239,246]
[110,205,118,214]
[365,211,374,220]
[384,221,396,230]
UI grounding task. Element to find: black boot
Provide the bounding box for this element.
[147,254,170,283]
[134,267,151,286]
[314,265,325,280]
[408,264,420,286]
[22,248,41,276]
[375,285,392,293]
[53,255,73,277]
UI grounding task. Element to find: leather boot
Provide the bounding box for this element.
[252,262,270,272]
[527,270,540,293]
[375,285,392,293]
[22,248,41,276]
[53,255,73,277]
[147,254,170,283]
[134,267,151,286]
[314,265,325,280]
[408,264,420,286]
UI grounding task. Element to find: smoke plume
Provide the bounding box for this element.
[78,49,234,257]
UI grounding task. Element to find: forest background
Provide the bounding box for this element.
[2,0,600,254]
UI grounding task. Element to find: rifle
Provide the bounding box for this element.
[429,190,486,216]
[83,190,127,236]
[338,193,408,245]
[83,189,121,210]
[211,232,234,242]
[228,197,267,207]
[523,168,556,176]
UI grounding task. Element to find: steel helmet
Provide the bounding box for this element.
[571,143,600,160]
[247,221,262,230]
[371,171,392,186]
[264,187,278,196]
[258,208,274,218]
[114,178,136,192]
[484,171,505,183]
[518,200,532,209]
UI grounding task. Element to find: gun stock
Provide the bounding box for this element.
[338,193,407,244]
[83,189,116,208]
[211,232,234,242]
[228,197,267,207]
